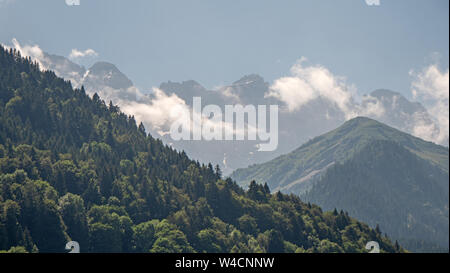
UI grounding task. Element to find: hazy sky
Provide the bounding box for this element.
[1,0,448,97]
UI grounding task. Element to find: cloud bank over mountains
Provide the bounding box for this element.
[266,57,357,117]
[266,56,448,146]
[3,39,448,173]
[411,64,449,145]
[69,48,98,60]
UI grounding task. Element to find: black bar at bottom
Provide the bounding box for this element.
[0,253,448,272]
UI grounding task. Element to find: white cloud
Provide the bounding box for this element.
[411,115,441,144]
[220,86,241,103]
[410,65,449,145]
[411,65,449,102]
[119,88,259,142]
[69,48,98,60]
[266,57,357,118]
[120,88,190,135]
[5,38,49,70]
[359,95,386,118]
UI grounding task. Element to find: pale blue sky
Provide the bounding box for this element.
[1,0,448,98]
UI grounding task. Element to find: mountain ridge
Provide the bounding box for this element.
[231,116,449,252]
[231,116,448,193]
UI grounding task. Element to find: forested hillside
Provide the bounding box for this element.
[0,46,400,253]
[232,115,449,252]
[303,140,449,252]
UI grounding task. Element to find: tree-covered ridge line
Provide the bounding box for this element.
[303,140,449,252]
[0,45,401,253]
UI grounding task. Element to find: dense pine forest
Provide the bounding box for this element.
[0,46,401,253]
[303,140,449,252]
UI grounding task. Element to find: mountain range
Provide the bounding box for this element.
[6,45,446,176]
[231,117,449,252]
